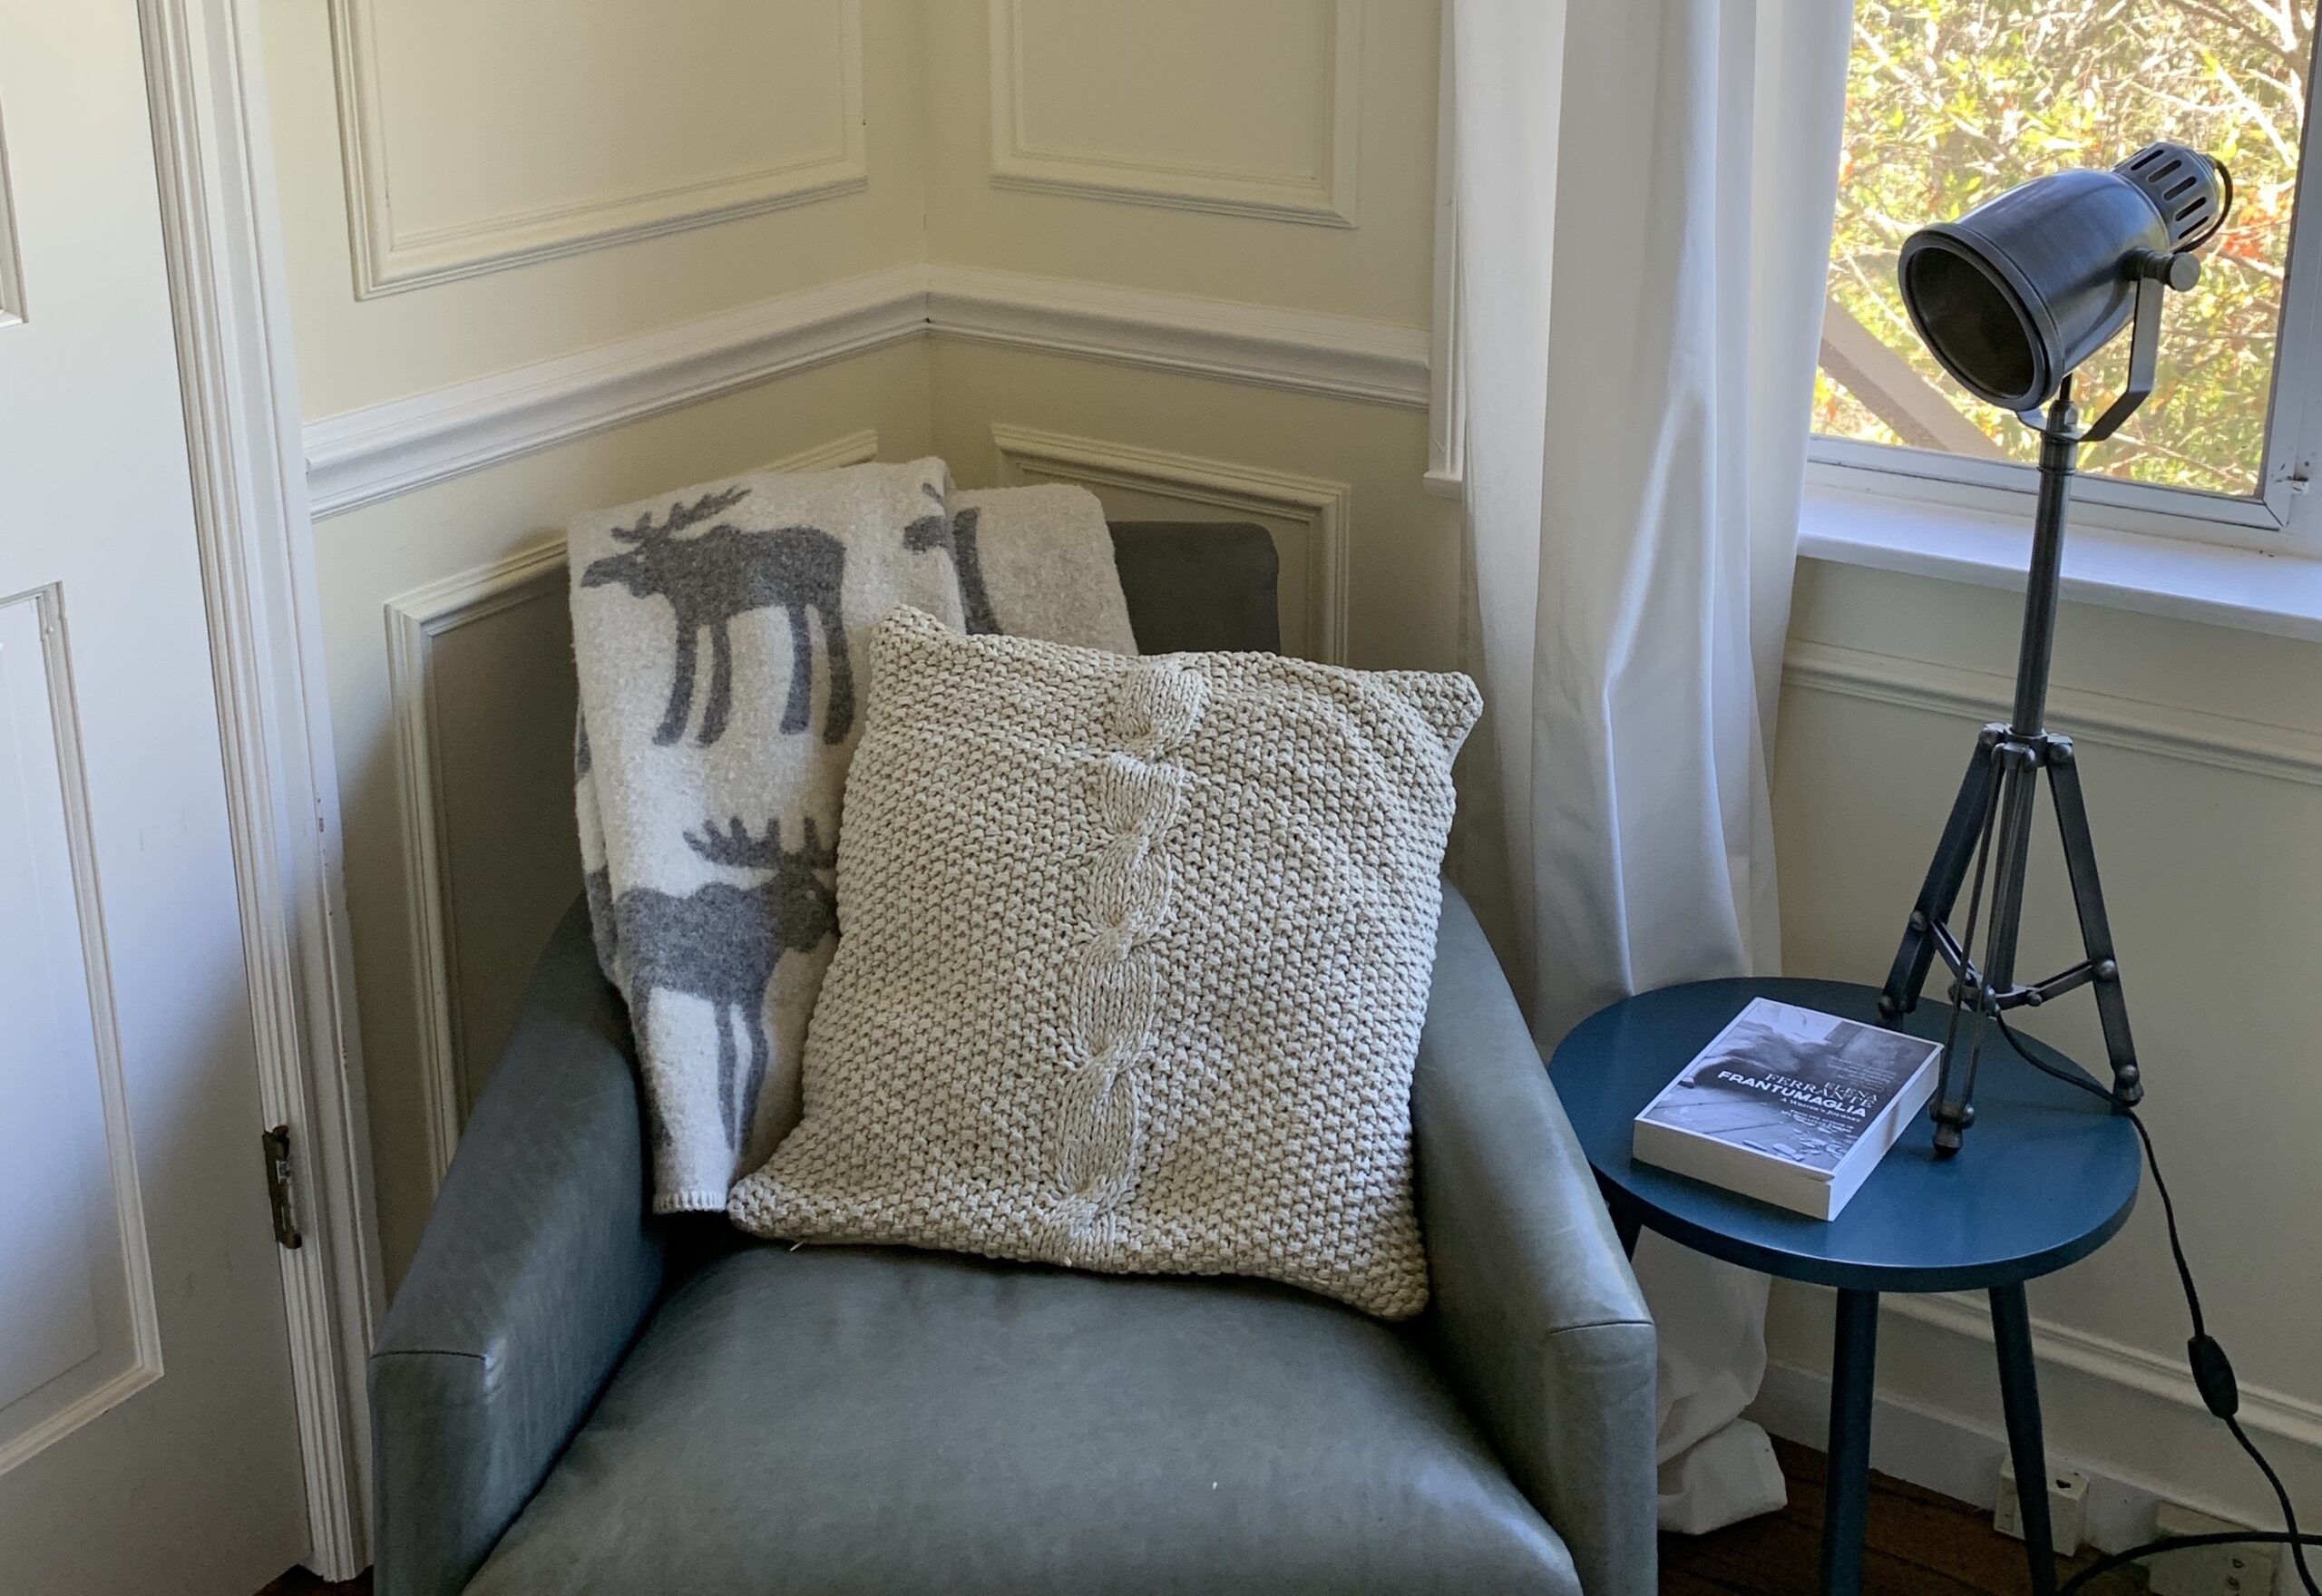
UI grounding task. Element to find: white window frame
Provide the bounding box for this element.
[1807,19,2322,567]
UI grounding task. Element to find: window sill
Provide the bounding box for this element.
[1798,484,2322,645]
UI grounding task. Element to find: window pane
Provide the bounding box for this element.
[1819,1,2313,499]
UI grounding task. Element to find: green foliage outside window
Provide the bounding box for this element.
[1820,0,2313,497]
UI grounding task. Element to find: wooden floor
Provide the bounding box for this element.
[256,1439,2142,1595]
[1664,1439,2142,1596]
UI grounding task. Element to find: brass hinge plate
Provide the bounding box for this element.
[261,1124,303,1250]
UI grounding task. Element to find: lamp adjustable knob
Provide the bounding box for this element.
[2129,249,2202,291]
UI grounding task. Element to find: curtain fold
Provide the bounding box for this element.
[1451,0,1853,1533]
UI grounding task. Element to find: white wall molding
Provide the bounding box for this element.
[1784,638,2322,789]
[305,268,926,518]
[930,265,1428,409]
[385,430,878,1182]
[985,0,1360,228]
[0,102,24,328]
[385,544,567,1182]
[1752,1300,2322,1566]
[304,265,1431,520]
[1883,1289,2322,1455]
[141,0,380,1572]
[990,421,1351,664]
[1423,0,1461,500]
[327,0,867,297]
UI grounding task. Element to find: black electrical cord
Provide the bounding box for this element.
[1987,1010,2321,1596]
[2059,1531,2322,1596]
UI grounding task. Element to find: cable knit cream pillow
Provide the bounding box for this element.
[727,607,1480,1318]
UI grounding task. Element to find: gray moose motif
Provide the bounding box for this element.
[901,482,1000,635]
[580,486,854,746]
[612,815,839,1151]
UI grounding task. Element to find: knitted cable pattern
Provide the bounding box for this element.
[1041,661,1207,1262]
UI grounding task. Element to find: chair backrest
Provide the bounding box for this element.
[1107,521,1279,655]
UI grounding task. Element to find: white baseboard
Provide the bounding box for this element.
[1751,1357,2275,1580]
[1752,1297,2320,1585]
[303,267,1432,519]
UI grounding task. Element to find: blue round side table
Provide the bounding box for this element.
[1551,978,2142,1596]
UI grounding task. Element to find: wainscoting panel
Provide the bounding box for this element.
[0,587,161,1476]
[990,422,1351,663]
[329,0,867,295]
[383,541,570,1179]
[385,430,879,1180]
[988,0,1360,226]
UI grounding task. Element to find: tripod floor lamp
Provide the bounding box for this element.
[1872,141,2232,1154]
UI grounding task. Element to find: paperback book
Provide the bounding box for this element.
[1631,998,1944,1220]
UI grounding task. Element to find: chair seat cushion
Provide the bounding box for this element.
[465,1244,1576,1596]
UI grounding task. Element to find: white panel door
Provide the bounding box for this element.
[0,2,308,1591]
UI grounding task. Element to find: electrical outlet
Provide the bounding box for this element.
[2146,1502,2278,1596]
[1995,1454,2090,1556]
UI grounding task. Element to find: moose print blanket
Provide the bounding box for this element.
[569,459,1136,1212]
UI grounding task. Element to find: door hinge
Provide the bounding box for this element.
[261,1124,304,1251]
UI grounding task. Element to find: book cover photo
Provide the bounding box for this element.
[1631,997,1945,1220]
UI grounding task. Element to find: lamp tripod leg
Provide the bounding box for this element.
[1880,727,2005,1021]
[1932,743,2041,1153]
[2044,739,2143,1108]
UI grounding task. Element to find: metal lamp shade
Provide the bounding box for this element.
[1897,143,2226,413]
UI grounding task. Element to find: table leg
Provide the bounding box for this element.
[1820,1288,1879,1596]
[1991,1283,2059,1596]
[1594,1173,1642,1258]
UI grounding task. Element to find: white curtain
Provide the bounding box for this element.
[1450,0,1853,1533]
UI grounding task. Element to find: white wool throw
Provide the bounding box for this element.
[571,459,1134,1212]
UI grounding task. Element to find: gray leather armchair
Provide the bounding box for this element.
[372,523,1657,1596]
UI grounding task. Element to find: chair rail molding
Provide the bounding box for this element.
[326,0,867,297]
[305,268,926,519]
[303,265,1431,519]
[990,421,1352,666]
[141,0,379,1574]
[385,430,879,1182]
[1782,638,2322,788]
[930,266,1429,409]
[985,0,1361,227]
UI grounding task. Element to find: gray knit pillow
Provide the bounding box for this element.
[727,608,1480,1318]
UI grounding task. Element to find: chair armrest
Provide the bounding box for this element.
[370,899,666,1596]
[1413,885,1658,1596]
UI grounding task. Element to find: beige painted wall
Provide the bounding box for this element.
[1771,555,2322,1526]
[932,343,1458,672]
[262,0,930,415]
[924,0,1439,325]
[922,0,1459,675]
[259,0,1451,1282]
[258,0,2315,1532]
